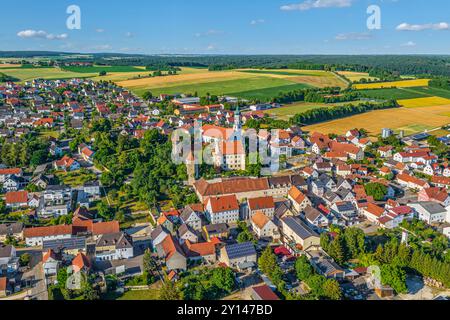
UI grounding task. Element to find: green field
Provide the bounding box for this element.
[403,86,450,99]
[229,83,311,100]
[0,67,96,82]
[357,88,429,100]
[135,76,300,97]
[237,69,326,77]
[62,65,144,73]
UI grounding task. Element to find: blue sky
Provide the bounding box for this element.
[2,0,450,54]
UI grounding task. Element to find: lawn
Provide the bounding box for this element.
[55,170,97,187]
[353,79,430,89]
[398,97,450,108]
[357,88,429,100]
[104,281,162,300]
[110,191,148,213]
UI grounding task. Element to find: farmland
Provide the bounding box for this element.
[61,65,144,73]
[118,68,347,99]
[403,86,450,99]
[266,100,369,121]
[357,88,428,100]
[304,104,450,136]
[0,67,97,82]
[398,97,450,108]
[337,71,378,82]
[353,79,430,89]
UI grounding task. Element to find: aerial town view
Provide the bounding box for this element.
[0,0,449,310]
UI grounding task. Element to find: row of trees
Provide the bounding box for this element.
[320,227,366,265]
[0,134,50,167]
[290,100,399,126]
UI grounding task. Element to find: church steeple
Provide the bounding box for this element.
[233,106,242,133]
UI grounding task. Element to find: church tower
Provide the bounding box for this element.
[233,106,242,141]
[186,151,198,186]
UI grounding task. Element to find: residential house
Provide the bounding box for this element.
[0,222,24,242]
[95,232,134,261]
[362,203,386,223]
[205,195,240,225]
[280,216,320,253]
[418,188,450,207]
[155,234,187,271]
[42,249,60,276]
[409,202,447,224]
[251,212,279,240]
[304,206,329,229]
[180,204,204,231]
[220,242,257,270]
[247,196,275,220]
[183,241,217,265]
[5,191,29,209]
[54,156,80,172]
[288,186,312,213]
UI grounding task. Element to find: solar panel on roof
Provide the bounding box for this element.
[43,237,86,251]
[225,242,256,260]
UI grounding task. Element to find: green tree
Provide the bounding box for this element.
[258,247,278,277]
[381,264,408,294]
[322,279,342,300]
[211,267,235,293]
[364,182,388,201]
[295,255,314,281]
[159,276,182,300]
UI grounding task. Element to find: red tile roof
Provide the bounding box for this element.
[252,285,280,301]
[24,225,73,238]
[5,191,28,204]
[72,252,91,272]
[0,168,21,176]
[208,195,239,213]
[248,196,275,211]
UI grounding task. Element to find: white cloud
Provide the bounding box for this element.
[335,32,373,41]
[125,32,134,38]
[96,29,105,33]
[206,44,216,50]
[17,30,68,40]
[251,19,265,25]
[396,22,449,31]
[195,29,224,37]
[281,0,353,11]
[401,41,417,47]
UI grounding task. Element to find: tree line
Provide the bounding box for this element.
[290,100,399,126]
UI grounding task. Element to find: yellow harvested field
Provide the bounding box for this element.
[305,105,450,136]
[0,64,21,68]
[353,79,430,89]
[337,71,378,82]
[117,70,251,89]
[290,75,347,89]
[398,97,450,108]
